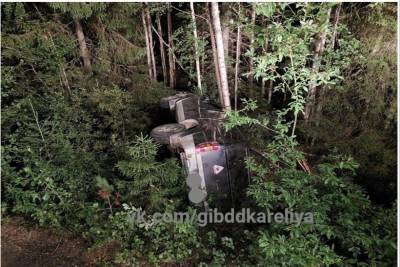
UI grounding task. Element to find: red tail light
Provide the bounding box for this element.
[195,141,220,153]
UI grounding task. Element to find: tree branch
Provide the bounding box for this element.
[171,5,209,23]
[28,99,45,143]
[150,24,192,77]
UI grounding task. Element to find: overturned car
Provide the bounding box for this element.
[150,92,250,209]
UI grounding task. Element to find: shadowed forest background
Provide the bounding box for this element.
[1,2,397,266]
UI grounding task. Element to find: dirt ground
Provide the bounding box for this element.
[1,217,120,267]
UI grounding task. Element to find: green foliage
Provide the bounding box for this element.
[116,135,183,211]
[1,3,396,267]
[171,4,208,93]
[251,3,355,137]
[111,206,200,265]
[95,176,114,194]
[258,233,341,266]
[226,99,303,169]
[173,22,208,84]
[95,3,146,70]
[246,152,396,266]
[305,3,397,203]
[225,95,395,266]
[1,0,174,227]
[49,3,107,20]
[49,3,147,74]
[2,92,98,227]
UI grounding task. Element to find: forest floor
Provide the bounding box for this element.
[1,217,120,267]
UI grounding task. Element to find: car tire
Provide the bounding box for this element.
[150,123,186,144]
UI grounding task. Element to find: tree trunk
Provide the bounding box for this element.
[167,7,176,88]
[304,7,332,123]
[267,79,273,104]
[207,5,222,104]
[142,11,153,80]
[145,8,157,81]
[234,4,241,110]
[312,3,341,131]
[156,15,168,85]
[74,19,91,73]
[384,97,396,130]
[248,5,256,86]
[211,3,231,111]
[222,26,230,60]
[330,3,342,50]
[311,99,323,145]
[263,37,270,99]
[261,79,265,97]
[190,2,202,92]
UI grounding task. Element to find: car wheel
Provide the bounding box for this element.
[150,123,186,144]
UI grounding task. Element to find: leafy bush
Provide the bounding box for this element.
[1,3,396,267]
[116,134,184,211]
[225,101,396,266]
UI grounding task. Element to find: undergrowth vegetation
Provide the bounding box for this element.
[1,3,397,266]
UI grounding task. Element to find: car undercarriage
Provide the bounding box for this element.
[151,92,250,209]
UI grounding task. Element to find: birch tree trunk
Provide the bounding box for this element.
[248,5,256,86]
[156,15,168,85]
[304,7,332,123]
[190,2,202,92]
[167,7,176,88]
[207,6,222,105]
[74,19,91,73]
[145,8,157,81]
[234,4,241,111]
[142,11,153,80]
[222,26,230,60]
[211,3,231,111]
